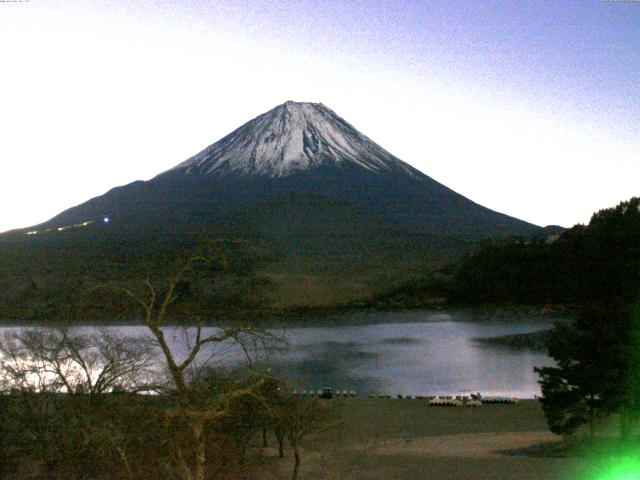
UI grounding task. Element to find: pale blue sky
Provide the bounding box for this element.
[1,0,638,232]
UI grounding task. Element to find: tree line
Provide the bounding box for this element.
[448,198,640,307]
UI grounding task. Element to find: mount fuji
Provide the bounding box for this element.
[34,100,540,250]
[1,101,545,315]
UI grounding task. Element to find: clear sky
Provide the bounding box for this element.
[1,0,638,232]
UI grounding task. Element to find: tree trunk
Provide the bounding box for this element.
[588,397,596,438]
[289,435,300,480]
[193,419,207,480]
[115,445,134,480]
[174,442,194,480]
[619,406,632,441]
[277,432,285,458]
[588,416,595,437]
[262,427,268,448]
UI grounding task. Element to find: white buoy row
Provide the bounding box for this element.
[291,389,518,405]
[366,394,519,406]
[292,389,356,398]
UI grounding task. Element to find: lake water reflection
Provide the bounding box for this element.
[0,310,556,399]
[270,310,555,399]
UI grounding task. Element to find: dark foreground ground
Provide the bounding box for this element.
[1,397,620,479]
[256,399,607,480]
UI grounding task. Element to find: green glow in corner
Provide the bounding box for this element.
[593,456,640,480]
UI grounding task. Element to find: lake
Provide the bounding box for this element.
[0,310,556,399]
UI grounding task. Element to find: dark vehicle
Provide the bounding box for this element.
[319,387,334,399]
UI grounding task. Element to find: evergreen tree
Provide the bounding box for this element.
[536,198,640,438]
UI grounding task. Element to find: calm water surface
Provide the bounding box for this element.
[0,310,556,399]
[269,310,555,398]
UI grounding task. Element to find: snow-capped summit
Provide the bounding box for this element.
[167,101,419,178]
[32,100,541,256]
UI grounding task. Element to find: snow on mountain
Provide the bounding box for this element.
[167,101,421,179]
[27,99,542,245]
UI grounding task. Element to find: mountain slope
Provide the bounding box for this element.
[35,101,540,248]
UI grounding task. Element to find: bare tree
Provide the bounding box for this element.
[0,326,155,396]
[113,241,281,480]
[263,389,333,480]
[0,325,156,478]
